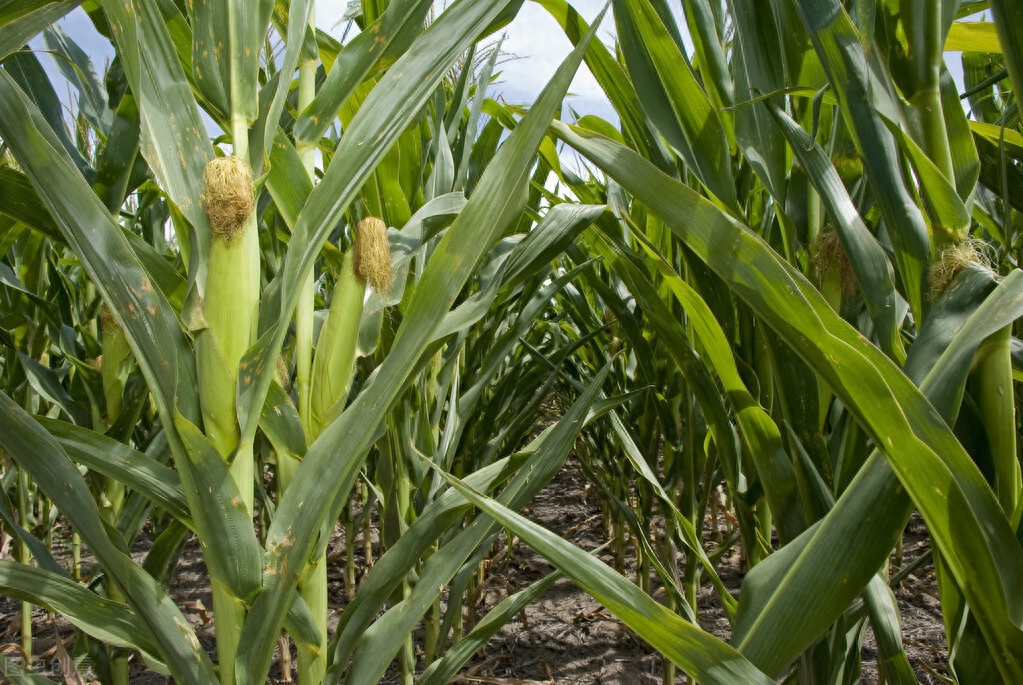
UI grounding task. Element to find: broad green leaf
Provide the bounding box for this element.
[43,24,111,134]
[0,488,65,577]
[418,568,564,685]
[726,0,788,200]
[791,0,931,323]
[766,102,905,362]
[327,454,526,677]
[940,68,980,201]
[252,0,313,166]
[605,226,808,543]
[236,0,520,452]
[614,0,737,211]
[3,49,89,175]
[0,68,197,424]
[988,0,1023,99]
[682,0,732,109]
[0,560,163,664]
[880,112,971,243]
[184,0,229,114]
[0,391,217,684]
[336,359,613,685]
[227,0,273,126]
[0,653,58,684]
[93,92,141,214]
[236,2,565,681]
[101,0,214,284]
[432,467,775,685]
[38,417,192,528]
[946,21,1000,53]
[18,352,90,426]
[863,575,918,684]
[500,203,604,293]
[733,265,1023,676]
[533,0,675,174]
[969,121,1023,160]
[0,0,80,61]
[553,121,1023,680]
[0,167,63,244]
[292,0,434,150]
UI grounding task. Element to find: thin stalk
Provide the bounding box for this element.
[71,531,81,582]
[99,312,131,685]
[904,0,955,196]
[344,495,357,600]
[18,468,31,667]
[292,7,329,680]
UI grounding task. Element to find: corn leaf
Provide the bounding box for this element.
[433,466,775,685]
[0,561,164,664]
[554,120,1023,680]
[235,2,560,681]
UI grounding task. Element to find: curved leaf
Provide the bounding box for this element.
[553,120,1023,680]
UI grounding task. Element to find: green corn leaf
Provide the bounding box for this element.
[940,69,980,201]
[988,0,1023,99]
[502,202,605,290]
[0,1,80,61]
[42,24,112,134]
[237,8,604,682]
[727,0,788,200]
[184,0,228,114]
[432,466,776,685]
[607,226,808,543]
[38,417,192,528]
[17,352,90,426]
[766,101,905,361]
[236,0,521,453]
[252,0,312,166]
[682,0,732,109]
[3,50,90,175]
[0,66,199,426]
[293,0,434,150]
[553,120,1023,680]
[338,357,615,685]
[0,653,59,684]
[879,112,971,243]
[863,574,918,685]
[614,0,737,211]
[0,560,164,665]
[418,568,564,685]
[790,0,931,323]
[733,265,1023,675]
[0,489,65,577]
[326,455,525,675]
[100,0,214,283]
[93,91,141,215]
[0,391,217,683]
[0,167,64,244]
[534,0,674,173]
[946,21,1000,53]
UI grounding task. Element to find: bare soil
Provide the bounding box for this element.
[1,459,948,684]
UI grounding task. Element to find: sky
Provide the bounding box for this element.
[36,1,971,136]
[37,1,621,125]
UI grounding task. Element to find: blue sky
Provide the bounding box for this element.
[37,2,970,132]
[37,1,619,124]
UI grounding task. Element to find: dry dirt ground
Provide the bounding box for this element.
[1,459,948,684]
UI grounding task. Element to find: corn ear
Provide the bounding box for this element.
[99,304,132,426]
[309,217,392,437]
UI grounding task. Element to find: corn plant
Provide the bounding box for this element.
[2,0,1023,684]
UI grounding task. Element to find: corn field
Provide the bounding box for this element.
[0,0,1021,682]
